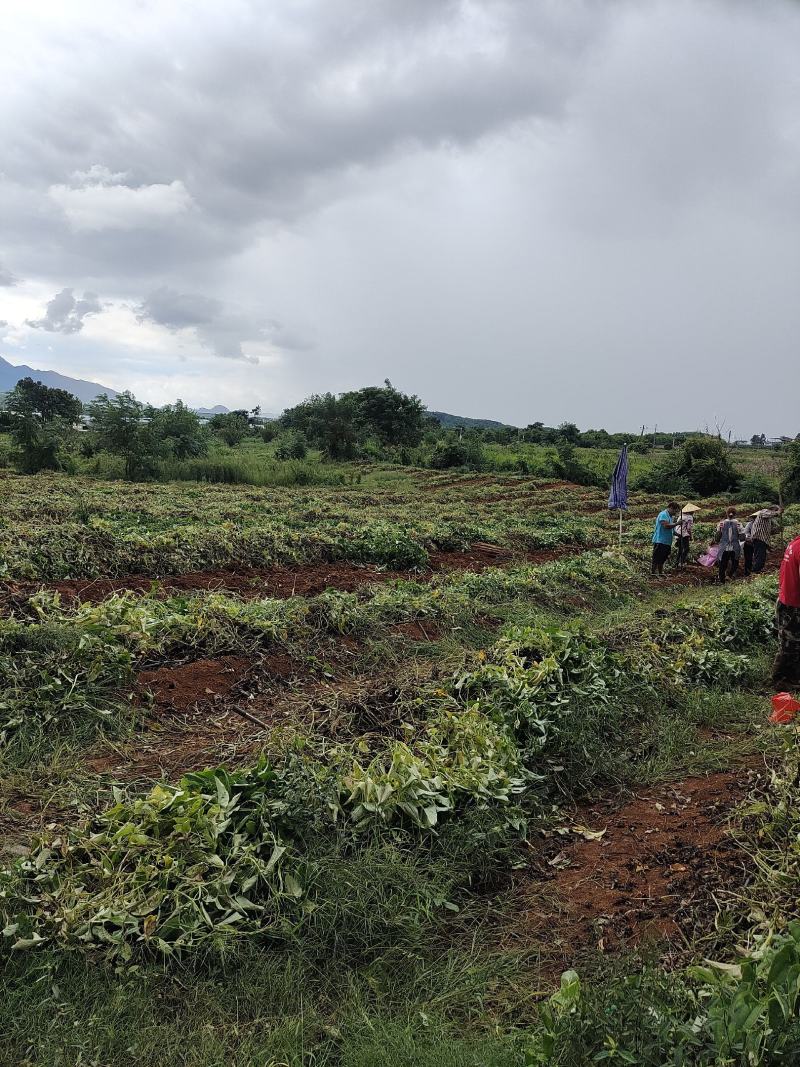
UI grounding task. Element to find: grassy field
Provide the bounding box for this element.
[2,428,786,490]
[1,466,799,1065]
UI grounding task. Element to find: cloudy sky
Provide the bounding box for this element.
[1,0,798,435]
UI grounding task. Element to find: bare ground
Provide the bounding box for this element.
[503,762,764,969]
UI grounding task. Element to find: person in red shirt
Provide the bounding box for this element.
[773,535,800,686]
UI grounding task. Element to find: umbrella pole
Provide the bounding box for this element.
[618,507,623,548]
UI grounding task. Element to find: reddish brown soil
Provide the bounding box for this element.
[0,562,404,609]
[428,544,514,571]
[137,655,255,714]
[654,553,782,588]
[83,705,272,782]
[254,563,405,598]
[0,544,589,614]
[390,620,442,641]
[0,796,68,861]
[83,650,302,781]
[428,543,582,572]
[507,765,760,965]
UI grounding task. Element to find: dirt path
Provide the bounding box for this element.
[506,763,762,967]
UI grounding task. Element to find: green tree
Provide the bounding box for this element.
[6,377,83,424]
[428,431,485,470]
[638,435,741,496]
[89,395,210,477]
[281,392,359,459]
[349,380,426,446]
[557,421,580,445]
[524,421,546,443]
[282,383,424,458]
[551,442,603,487]
[781,440,800,504]
[149,401,207,459]
[274,430,308,460]
[209,411,250,447]
[4,377,82,472]
[88,392,161,479]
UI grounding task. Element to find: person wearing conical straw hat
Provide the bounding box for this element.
[742,511,758,577]
[675,503,701,568]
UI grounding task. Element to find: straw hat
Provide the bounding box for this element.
[681,503,701,513]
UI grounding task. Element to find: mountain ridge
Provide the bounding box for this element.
[0,358,513,427]
[427,410,514,430]
[0,356,118,403]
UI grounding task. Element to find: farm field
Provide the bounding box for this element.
[1,467,799,1065]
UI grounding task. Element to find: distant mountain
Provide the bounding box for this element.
[428,410,515,430]
[194,405,281,420]
[0,355,117,404]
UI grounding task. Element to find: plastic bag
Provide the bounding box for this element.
[698,545,719,568]
[770,692,800,725]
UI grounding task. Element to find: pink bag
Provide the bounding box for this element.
[698,545,719,568]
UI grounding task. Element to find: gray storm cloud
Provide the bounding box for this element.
[136,287,310,363]
[1,1,799,432]
[0,1,607,279]
[26,288,103,334]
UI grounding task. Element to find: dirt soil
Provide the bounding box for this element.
[0,562,404,608]
[428,543,582,572]
[389,620,442,641]
[424,474,511,493]
[137,655,256,713]
[82,650,300,782]
[507,764,761,967]
[83,705,271,783]
[656,552,782,588]
[0,544,589,613]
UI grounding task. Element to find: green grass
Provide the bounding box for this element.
[0,467,797,1065]
[0,942,530,1067]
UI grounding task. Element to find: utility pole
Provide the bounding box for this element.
[652,424,657,449]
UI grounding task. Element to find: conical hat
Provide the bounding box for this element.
[681,503,702,513]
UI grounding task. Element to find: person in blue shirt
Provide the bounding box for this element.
[651,501,680,576]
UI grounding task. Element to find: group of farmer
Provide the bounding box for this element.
[650,502,781,582]
[650,501,800,688]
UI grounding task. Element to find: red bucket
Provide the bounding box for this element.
[770,692,800,725]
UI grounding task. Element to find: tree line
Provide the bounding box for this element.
[1,375,799,501]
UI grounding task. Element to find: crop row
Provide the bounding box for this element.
[0,550,631,752]
[1,546,779,757]
[0,509,600,580]
[0,579,778,960]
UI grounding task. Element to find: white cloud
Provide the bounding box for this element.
[49,168,194,232]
